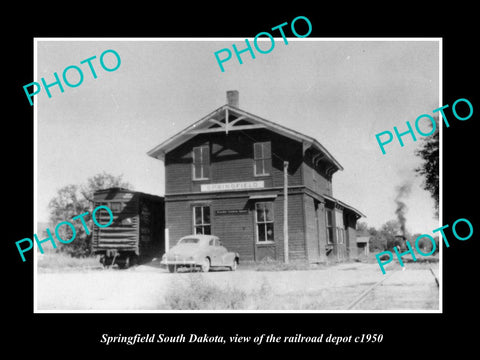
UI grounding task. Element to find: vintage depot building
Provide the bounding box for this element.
[147,91,364,263]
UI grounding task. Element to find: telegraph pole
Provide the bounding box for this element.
[283,161,289,264]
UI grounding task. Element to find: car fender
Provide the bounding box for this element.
[222,251,239,265]
[196,249,211,264]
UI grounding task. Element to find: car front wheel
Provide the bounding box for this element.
[201,258,210,272]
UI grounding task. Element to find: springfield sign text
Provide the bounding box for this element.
[201,181,264,192]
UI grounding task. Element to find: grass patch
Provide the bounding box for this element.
[239,258,328,272]
[157,274,373,310]
[160,275,247,310]
[159,275,273,310]
[37,252,102,272]
[157,274,363,310]
[363,252,440,264]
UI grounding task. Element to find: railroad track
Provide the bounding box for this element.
[347,265,439,310]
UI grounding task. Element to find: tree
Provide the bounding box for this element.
[411,233,439,255]
[356,221,369,232]
[366,219,413,252]
[356,222,385,252]
[369,231,387,252]
[48,172,132,257]
[381,219,412,249]
[415,117,439,216]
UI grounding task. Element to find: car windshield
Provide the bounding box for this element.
[178,237,200,245]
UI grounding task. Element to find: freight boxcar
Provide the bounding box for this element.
[92,188,165,268]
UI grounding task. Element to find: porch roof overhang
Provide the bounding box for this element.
[248,194,278,200]
[322,193,366,219]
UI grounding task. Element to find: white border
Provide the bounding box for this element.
[33,37,442,314]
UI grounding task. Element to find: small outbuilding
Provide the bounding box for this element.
[356,232,371,258]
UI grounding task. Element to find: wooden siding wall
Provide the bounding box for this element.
[164,130,304,195]
[316,201,328,262]
[345,212,358,259]
[302,149,333,196]
[161,127,355,263]
[303,195,329,263]
[303,195,319,262]
[165,200,193,247]
[208,197,254,261]
[274,193,306,261]
[165,192,307,262]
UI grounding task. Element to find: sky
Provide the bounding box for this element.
[36,38,440,235]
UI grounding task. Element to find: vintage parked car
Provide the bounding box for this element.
[161,234,239,273]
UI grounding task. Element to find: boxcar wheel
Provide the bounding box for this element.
[201,258,210,272]
[117,256,130,269]
[101,256,113,268]
[168,265,176,273]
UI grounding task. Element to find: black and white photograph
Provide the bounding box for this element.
[7,7,478,356]
[33,39,441,312]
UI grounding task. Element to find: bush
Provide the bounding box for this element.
[47,172,132,258]
[160,275,272,310]
[161,275,245,310]
[37,252,101,271]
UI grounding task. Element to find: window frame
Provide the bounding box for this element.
[335,209,345,245]
[255,201,275,244]
[326,208,334,245]
[192,205,211,235]
[192,145,210,181]
[253,141,271,177]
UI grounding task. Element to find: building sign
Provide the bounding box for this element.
[215,209,249,216]
[200,181,264,192]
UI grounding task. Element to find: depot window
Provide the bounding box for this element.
[326,209,334,244]
[192,145,210,180]
[253,142,271,176]
[255,202,274,242]
[193,206,211,235]
[335,209,345,244]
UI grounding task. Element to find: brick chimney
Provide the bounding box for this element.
[226,90,239,107]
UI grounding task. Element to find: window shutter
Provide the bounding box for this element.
[254,142,262,159]
[193,147,201,164]
[263,142,271,174]
[263,142,271,159]
[202,146,210,178]
[202,145,210,164]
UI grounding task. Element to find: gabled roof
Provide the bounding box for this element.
[147,104,343,172]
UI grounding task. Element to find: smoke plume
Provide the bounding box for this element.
[395,182,412,236]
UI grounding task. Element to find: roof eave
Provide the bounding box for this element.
[146,105,228,159]
[146,104,344,172]
[322,193,366,218]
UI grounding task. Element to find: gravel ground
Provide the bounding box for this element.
[35,261,440,311]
